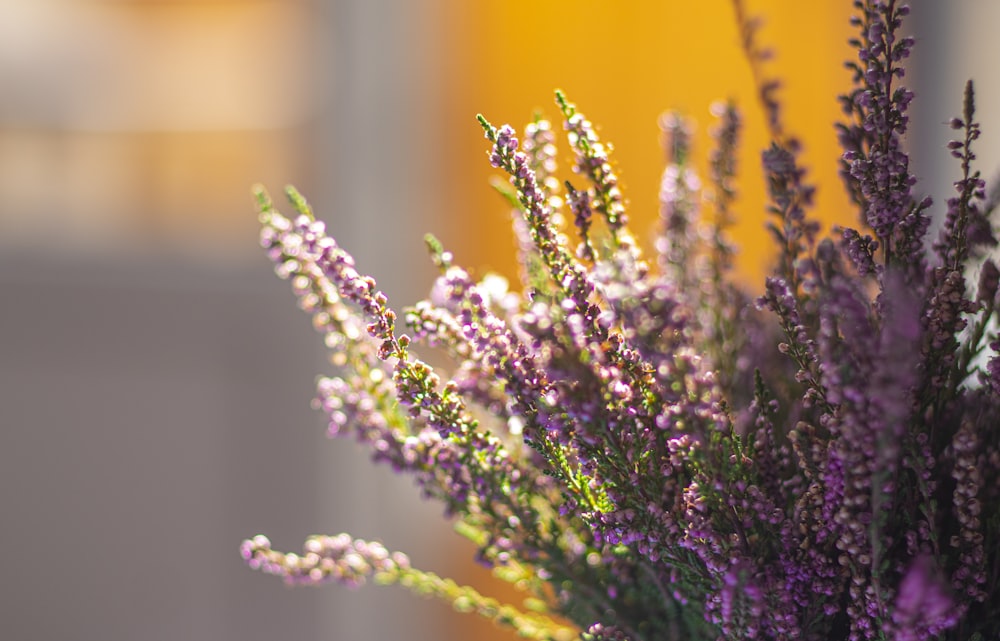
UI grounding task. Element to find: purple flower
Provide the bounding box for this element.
[892,556,958,641]
[241,4,1000,639]
[240,533,410,588]
[841,0,929,271]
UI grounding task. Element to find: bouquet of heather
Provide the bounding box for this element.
[240,2,999,640]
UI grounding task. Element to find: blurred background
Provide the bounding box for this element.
[1,1,996,640]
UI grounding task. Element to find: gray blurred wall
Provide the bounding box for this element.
[0,1,453,640]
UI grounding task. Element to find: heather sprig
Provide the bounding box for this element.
[841,0,930,274]
[761,144,819,298]
[555,90,641,267]
[478,116,597,322]
[656,112,701,293]
[706,102,741,280]
[243,3,1000,640]
[731,0,785,145]
[240,534,577,641]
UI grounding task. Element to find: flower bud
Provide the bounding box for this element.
[977,260,999,304]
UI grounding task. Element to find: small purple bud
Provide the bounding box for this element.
[978,260,999,304]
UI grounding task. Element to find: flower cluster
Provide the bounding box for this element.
[242,2,999,640]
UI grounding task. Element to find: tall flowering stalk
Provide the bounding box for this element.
[241,3,1000,640]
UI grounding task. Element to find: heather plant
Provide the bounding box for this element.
[240,2,1000,640]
